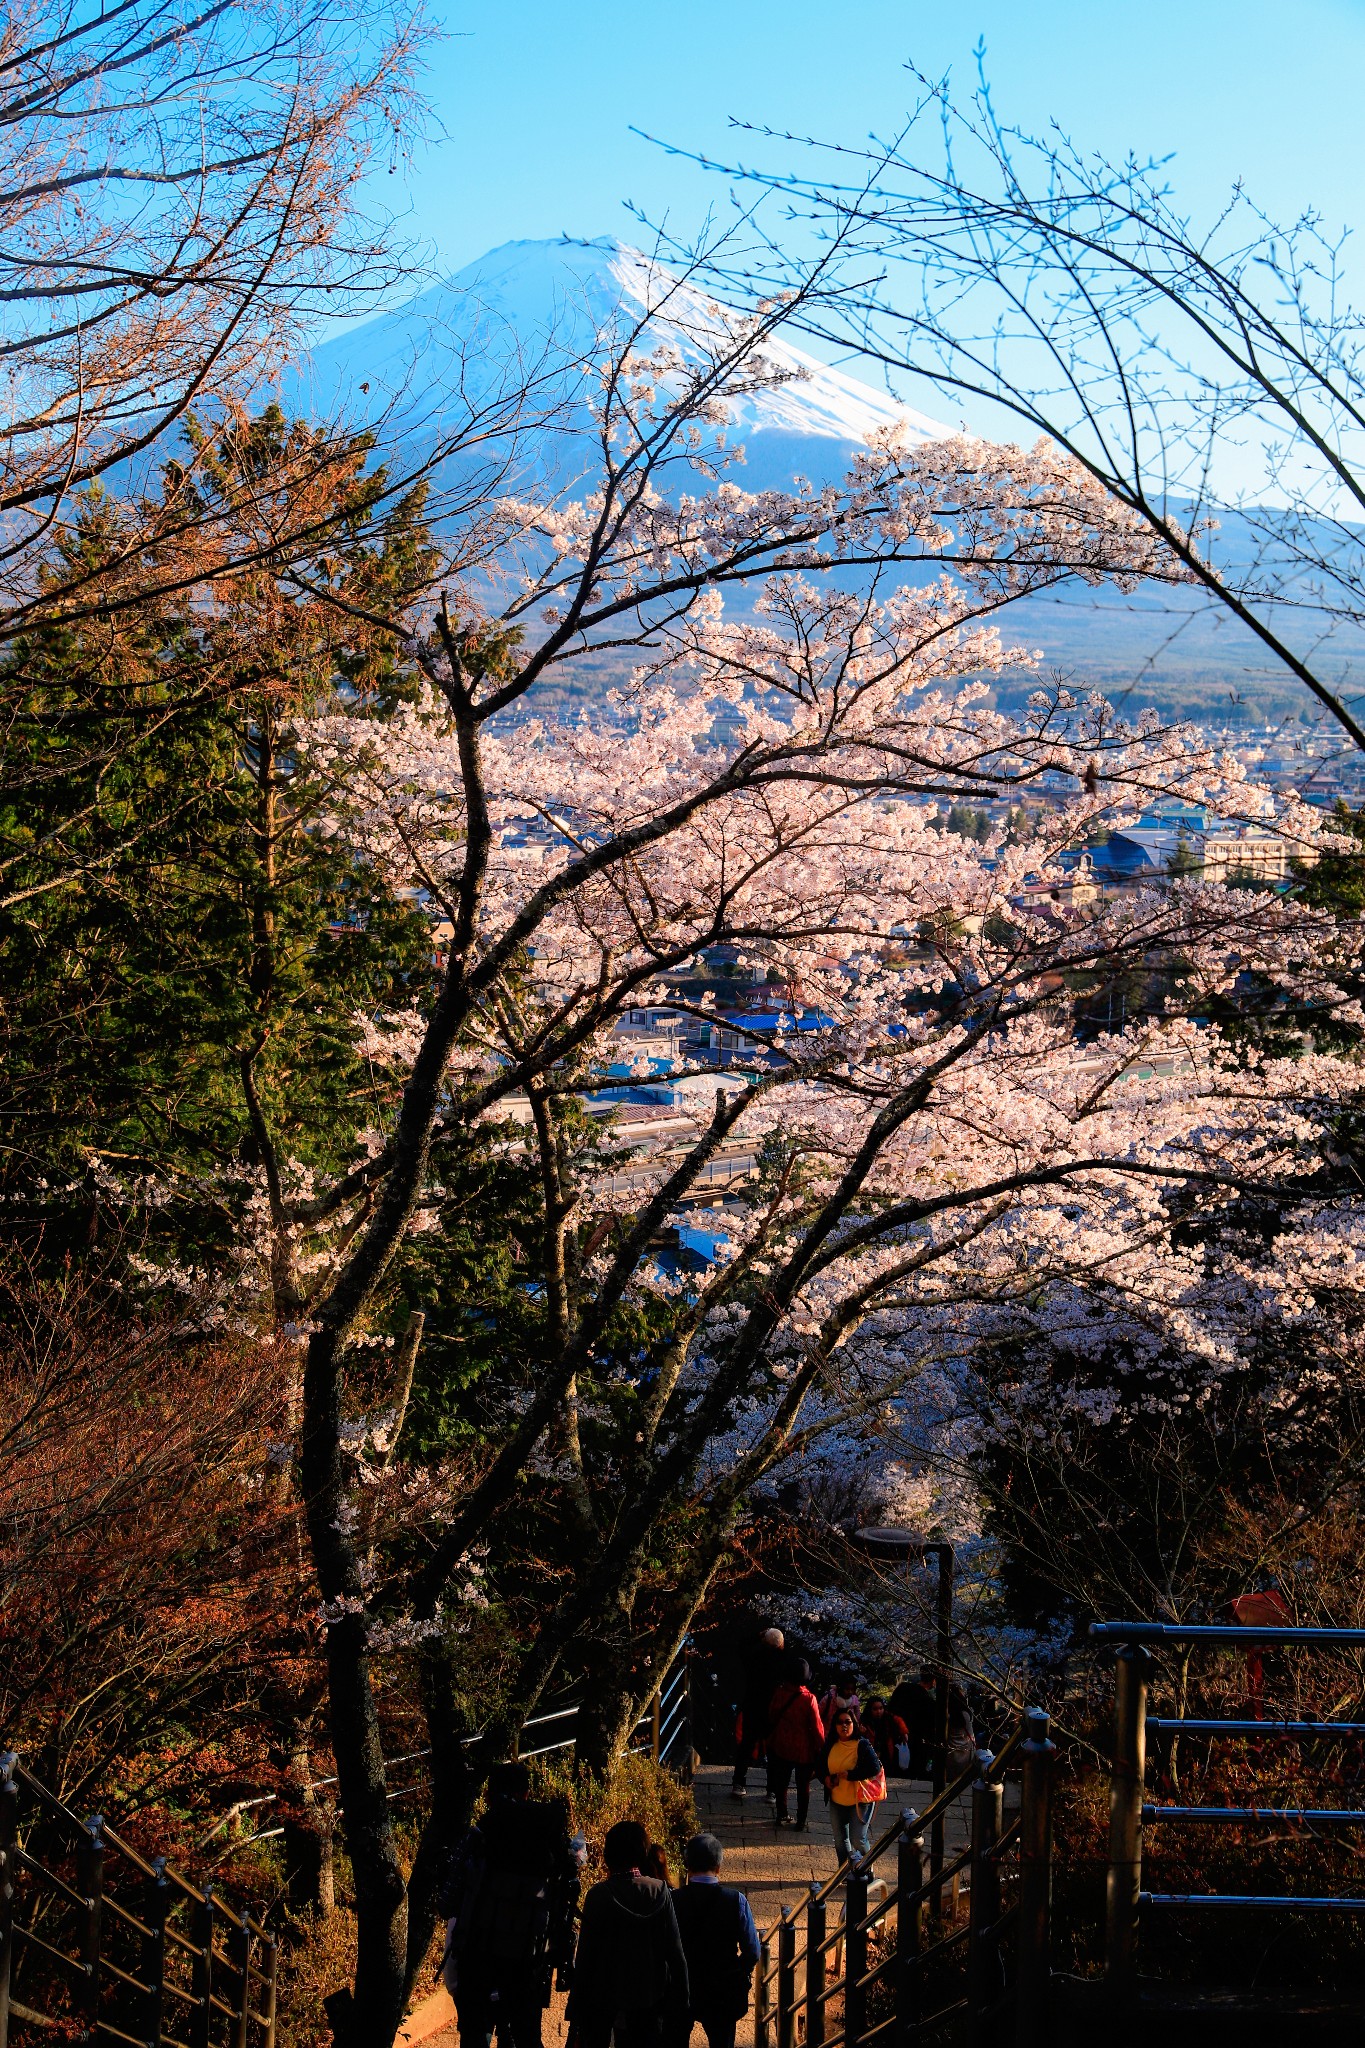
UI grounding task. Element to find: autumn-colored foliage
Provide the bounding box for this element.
[0,1265,329,1872]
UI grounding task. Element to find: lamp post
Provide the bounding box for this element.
[854,1526,955,1907]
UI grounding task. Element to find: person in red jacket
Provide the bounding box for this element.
[863,1698,910,1777]
[764,1655,825,1830]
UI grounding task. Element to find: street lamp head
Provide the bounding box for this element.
[854,1525,928,1555]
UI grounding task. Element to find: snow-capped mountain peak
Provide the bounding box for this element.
[295,235,949,480]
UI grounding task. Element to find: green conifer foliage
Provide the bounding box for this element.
[0,411,439,1281]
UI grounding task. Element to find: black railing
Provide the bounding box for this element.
[0,1656,690,2042]
[753,1707,1056,2048]
[0,1750,277,2047]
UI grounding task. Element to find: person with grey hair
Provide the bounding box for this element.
[666,1834,761,2048]
[730,1625,786,1800]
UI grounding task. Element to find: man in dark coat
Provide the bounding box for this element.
[440,1762,582,2048]
[667,1834,762,2048]
[730,1626,786,1799]
[568,1819,689,2048]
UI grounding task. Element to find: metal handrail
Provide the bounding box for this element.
[1142,1891,1365,1911]
[854,1945,901,1993]
[1144,1804,1365,1825]
[915,1917,972,1965]
[1091,1621,1365,1646]
[1147,1716,1365,1736]
[758,1709,1053,2048]
[12,1923,86,1974]
[911,1997,967,2035]
[1098,1617,1365,2025]
[988,1812,1023,1862]
[2,1747,279,2047]
[9,1756,262,1940]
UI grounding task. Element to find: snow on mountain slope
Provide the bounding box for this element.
[290,238,1346,721]
[294,235,949,484]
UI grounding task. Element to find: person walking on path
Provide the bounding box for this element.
[817,1672,861,1740]
[439,1762,581,2048]
[731,1627,785,1800]
[864,1697,911,1778]
[765,1655,825,1830]
[889,1674,936,1778]
[666,1834,762,2048]
[568,1819,689,2048]
[822,1706,884,1868]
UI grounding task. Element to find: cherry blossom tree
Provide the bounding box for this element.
[0,0,428,628]
[54,261,1365,2041]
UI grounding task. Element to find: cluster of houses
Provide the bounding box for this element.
[444,723,1356,1270]
[1060,803,1300,891]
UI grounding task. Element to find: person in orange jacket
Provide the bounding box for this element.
[821,1706,884,1867]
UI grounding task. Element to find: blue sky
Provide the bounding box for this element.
[393,0,1365,279]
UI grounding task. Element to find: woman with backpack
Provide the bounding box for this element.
[764,1655,826,1830]
[821,1705,884,1867]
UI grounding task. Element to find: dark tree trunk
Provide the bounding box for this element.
[569,1520,741,1776]
[302,1325,411,2047]
[573,1670,641,1778]
[320,1615,409,2044]
[403,1644,482,2002]
[282,1806,335,1914]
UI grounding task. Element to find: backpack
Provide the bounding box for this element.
[600,1881,683,2012]
[440,1799,574,1981]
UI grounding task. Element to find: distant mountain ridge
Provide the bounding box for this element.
[295,236,1359,730]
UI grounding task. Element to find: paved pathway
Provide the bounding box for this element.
[690,1763,950,1933]
[411,1766,970,2048]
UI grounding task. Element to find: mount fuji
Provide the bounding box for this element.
[294,235,951,495]
[291,236,1347,725]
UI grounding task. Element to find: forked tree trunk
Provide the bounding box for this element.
[573,1671,642,1778]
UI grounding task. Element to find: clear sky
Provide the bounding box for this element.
[391,0,1365,280]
